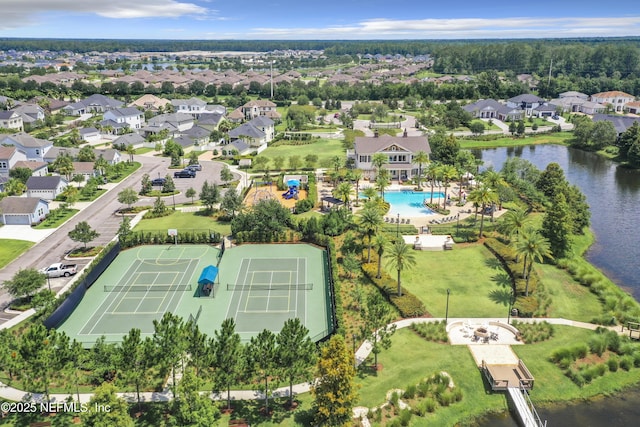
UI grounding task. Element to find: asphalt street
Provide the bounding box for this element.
[0,154,233,315]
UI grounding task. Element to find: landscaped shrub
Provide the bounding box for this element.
[294,198,313,213]
[589,334,608,356]
[404,384,417,400]
[620,355,634,371]
[398,408,412,426]
[511,320,555,343]
[410,321,449,343]
[607,355,619,372]
[423,397,437,413]
[361,262,427,317]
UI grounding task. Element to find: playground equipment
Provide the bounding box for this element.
[282,186,299,200]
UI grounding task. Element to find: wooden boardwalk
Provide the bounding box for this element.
[507,387,546,427]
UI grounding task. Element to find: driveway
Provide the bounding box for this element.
[0,225,56,243]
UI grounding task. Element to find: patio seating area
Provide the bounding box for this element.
[446,319,523,346]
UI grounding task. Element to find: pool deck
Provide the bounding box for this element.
[317,180,505,229]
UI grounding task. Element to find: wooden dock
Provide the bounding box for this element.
[507,386,546,427]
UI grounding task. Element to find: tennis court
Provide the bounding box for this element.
[57,243,333,345]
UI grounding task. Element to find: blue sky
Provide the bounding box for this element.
[1,0,640,40]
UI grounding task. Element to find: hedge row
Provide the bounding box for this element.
[122,230,221,247]
[361,262,426,318]
[234,230,299,244]
[483,238,542,317]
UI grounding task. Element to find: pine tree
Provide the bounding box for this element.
[312,335,358,427]
[541,192,572,259]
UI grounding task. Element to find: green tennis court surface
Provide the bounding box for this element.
[58,244,333,346]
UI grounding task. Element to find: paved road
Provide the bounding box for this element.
[0,154,233,312]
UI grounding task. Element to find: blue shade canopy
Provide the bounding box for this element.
[287,179,300,187]
[198,265,218,285]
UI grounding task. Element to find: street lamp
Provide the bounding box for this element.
[445,289,450,325]
[507,288,514,325]
[396,213,400,237]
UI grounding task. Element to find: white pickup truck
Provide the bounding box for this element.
[40,263,77,278]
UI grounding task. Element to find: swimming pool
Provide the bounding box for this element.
[362,190,445,217]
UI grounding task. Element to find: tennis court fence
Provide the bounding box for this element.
[226,283,313,291]
[104,284,193,292]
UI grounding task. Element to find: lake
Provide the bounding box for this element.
[474,144,640,426]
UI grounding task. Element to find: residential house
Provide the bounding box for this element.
[624,101,640,115]
[0,111,24,132]
[463,99,503,119]
[496,105,524,122]
[43,147,80,163]
[549,96,588,113]
[142,113,194,138]
[79,127,101,142]
[0,196,49,225]
[592,114,640,136]
[171,97,207,119]
[579,101,606,115]
[0,146,27,176]
[533,104,557,118]
[26,175,68,200]
[95,148,122,165]
[590,91,635,112]
[241,100,280,120]
[62,94,124,116]
[352,131,431,181]
[102,107,145,132]
[222,139,252,156]
[226,108,245,123]
[11,103,45,128]
[248,116,275,142]
[128,94,171,111]
[71,162,97,182]
[228,122,267,153]
[12,160,49,177]
[506,94,546,116]
[559,91,588,100]
[0,132,53,161]
[197,113,224,131]
[113,133,146,150]
[182,125,211,146]
[172,136,195,150]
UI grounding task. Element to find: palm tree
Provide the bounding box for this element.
[362,186,377,201]
[126,144,136,163]
[371,153,388,176]
[468,186,499,239]
[373,234,389,279]
[331,155,343,173]
[359,206,383,263]
[427,163,441,204]
[334,182,354,208]
[351,168,363,206]
[439,164,458,210]
[498,208,531,241]
[514,227,552,296]
[482,169,508,210]
[376,168,390,200]
[385,240,416,297]
[412,150,430,189]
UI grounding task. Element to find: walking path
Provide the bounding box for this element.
[0,317,625,409]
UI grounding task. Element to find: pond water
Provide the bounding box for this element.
[473,144,640,426]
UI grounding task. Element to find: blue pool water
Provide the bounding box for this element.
[361,190,444,217]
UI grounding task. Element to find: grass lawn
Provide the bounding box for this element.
[0,239,34,268]
[356,328,509,425]
[513,326,640,404]
[133,210,232,236]
[33,208,79,228]
[459,132,572,149]
[394,245,511,318]
[256,138,345,170]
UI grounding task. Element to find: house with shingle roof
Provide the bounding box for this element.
[113,133,146,149]
[590,91,635,112]
[80,127,101,142]
[0,146,27,176]
[0,111,24,132]
[26,175,68,200]
[13,160,48,177]
[506,94,546,116]
[463,99,503,119]
[197,112,224,131]
[241,99,280,120]
[182,125,211,145]
[352,132,431,181]
[592,114,640,136]
[171,97,208,119]
[129,94,171,111]
[0,132,53,161]
[222,139,252,156]
[0,196,49,225]
[624,101,640,115]
[11,103,45,127]
[71,162,97,182]
[102,107,145,131]
[62,94,124,116]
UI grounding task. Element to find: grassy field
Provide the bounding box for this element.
[132,211,232,236]
[459,132,573,149]
[256,138,345,170]
[0,239,34,269]
[396,245,512,318]
[356,328,509,425]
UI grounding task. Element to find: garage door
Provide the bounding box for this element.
[3,214,31,225]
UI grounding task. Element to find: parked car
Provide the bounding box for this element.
[40,263,77,278]
[151,177,166,186]
[186,164,202,171]
[174,169,196,178]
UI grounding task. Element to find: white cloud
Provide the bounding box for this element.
[237,16,640,40]
[0,0,208,29]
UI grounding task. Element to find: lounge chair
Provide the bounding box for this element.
[406,218,410,224]
[384,217,389,222]
[400,218,406,224]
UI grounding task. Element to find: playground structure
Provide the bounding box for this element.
[282,178,300,200]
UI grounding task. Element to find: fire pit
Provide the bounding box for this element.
[474,327,490,342]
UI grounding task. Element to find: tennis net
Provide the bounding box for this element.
[104,284,193,292]
[226,283,313,291]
